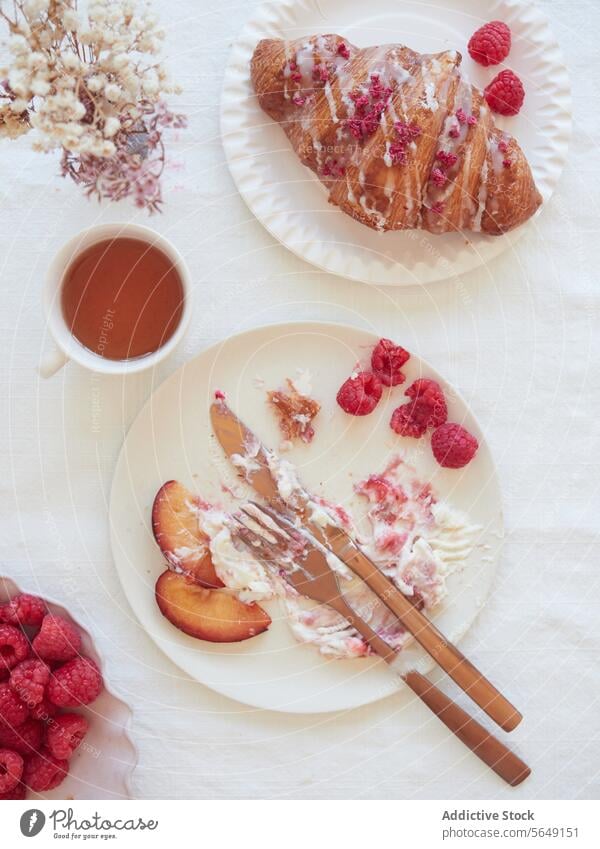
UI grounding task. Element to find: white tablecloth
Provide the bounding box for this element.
[1,0,598,800]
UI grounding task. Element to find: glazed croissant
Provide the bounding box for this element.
[251,34,542,235]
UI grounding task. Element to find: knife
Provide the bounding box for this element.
[210,398,522,732]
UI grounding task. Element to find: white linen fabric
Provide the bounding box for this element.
[0,0,598,800]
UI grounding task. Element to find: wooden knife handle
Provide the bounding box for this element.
[332,599,529,787]
[403,671,530,786]
[337,540,522,732]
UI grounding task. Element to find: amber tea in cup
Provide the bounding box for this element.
[61,237,185,361]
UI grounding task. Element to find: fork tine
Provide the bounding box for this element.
[240,503,290,543]
[232,514,289,566]
[249,501,297,533]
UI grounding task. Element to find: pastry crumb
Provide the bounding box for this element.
[267,378,320,444]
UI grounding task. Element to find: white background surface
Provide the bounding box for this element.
[1,0,599,799]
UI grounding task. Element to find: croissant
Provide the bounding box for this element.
[251,34,542,235]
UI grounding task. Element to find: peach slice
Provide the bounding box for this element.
[152,481,223,588]
[155,571,271,643]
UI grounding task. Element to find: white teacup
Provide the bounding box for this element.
[40,222,192,377]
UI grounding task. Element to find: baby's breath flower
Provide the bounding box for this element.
[102,116,120,137]
[31,77,50,96]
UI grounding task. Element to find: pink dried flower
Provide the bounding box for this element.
[61,101,186,214]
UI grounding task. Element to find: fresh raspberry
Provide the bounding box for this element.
[9,660,50,707]
[23,748,68,792]
[47,657,103,708]
[370,338,410,387]
[468,21,511,67]
[390,379,448,437]
[0,780,26,799]
[0,718,43,755]
[0,624,30,674]
[30,697,58,722]
[32,614,81,663]
[431,423,479,468]
[405,379,448,427]
[390,404,428,438]
[336,372,383,416]
[46,713,89,760]
[0,682,28,728]
[484,69,525,116]
[0,748,23,793]
[0,594,47,627]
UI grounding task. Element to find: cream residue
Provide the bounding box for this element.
[196,508,272,602]
[186,446,479,658]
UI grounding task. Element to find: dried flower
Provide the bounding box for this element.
[0,0,186,212]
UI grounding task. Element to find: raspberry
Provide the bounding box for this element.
[390,405,427,438]
[390,379,448,438]
[0,748,23,793]
[30,697,58,722]
[9,659,50,707]
[0,780,26,799]
[0,718,43,755]
[32,614,81,663]
[405,379,448,427]
[431,423,479,468]
[46,713,89,760]
[468,21,511,67]
[0,682,28,727]
[336,372,383,416]
[47,657,103,707]
[0,624,30,674]
[370,338,410,387]
[484,69,525,116]
[23,748,68,792]
[0,594,46,627]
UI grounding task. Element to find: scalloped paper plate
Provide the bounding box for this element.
[221,0,571,286]
[0,577,137,800]
[110,321,503,713]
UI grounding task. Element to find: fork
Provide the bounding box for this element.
[233,503,530,787]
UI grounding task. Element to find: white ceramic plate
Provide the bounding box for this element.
[221,0,571,286]
[0,577,137,800]
[109,321,503,713]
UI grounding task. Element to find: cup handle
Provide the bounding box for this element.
[38,346,69,378]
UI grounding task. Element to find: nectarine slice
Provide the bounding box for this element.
[155,571,271,643]
[152,481,223,588]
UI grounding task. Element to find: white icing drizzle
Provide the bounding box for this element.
[323,80,338,123]
[473,156,489,231]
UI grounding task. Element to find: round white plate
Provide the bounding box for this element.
[110,321,503,713]
[221,0,571,286]
[0,577,137,800]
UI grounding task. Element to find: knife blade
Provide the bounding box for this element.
[210,397,280,505]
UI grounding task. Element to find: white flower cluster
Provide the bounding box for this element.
[0,0,180,156]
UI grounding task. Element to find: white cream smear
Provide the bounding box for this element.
[187,452,480,659]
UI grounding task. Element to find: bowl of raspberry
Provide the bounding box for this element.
[0,578,136,800]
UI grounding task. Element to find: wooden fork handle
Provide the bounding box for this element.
[403,671,530,786]
[334,601,530,787]
[337,545,522,732]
